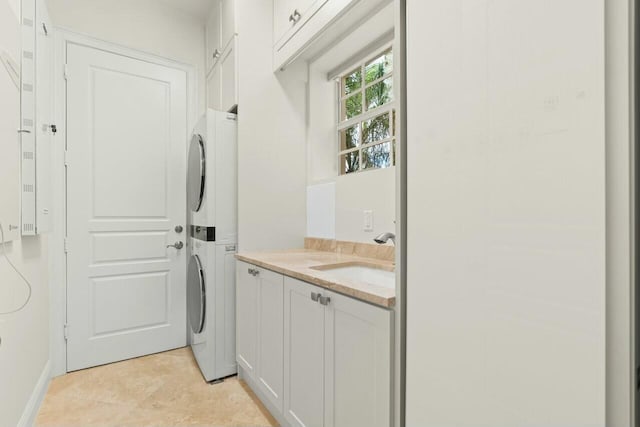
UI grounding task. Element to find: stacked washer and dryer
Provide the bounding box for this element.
[187,109,238,382]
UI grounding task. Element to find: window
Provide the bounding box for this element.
[337,47,395,175]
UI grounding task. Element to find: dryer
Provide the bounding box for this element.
[187,109,237,382]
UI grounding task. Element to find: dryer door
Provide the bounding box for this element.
[187,254,206,334]
[187,134,206,212]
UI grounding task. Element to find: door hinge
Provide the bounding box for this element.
[64,237,69,253]
[63,324,69,340]
[63,64,69,80]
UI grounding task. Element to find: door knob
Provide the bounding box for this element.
[175,225,184,233]
[167,241,184,250]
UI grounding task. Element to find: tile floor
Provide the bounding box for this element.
[36,347,278,427]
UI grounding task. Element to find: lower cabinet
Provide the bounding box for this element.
[237,262,393,427]
[236,261,258,377]
[256,267,284,412]
[323,283,392,427]
[284,277,326,427]
[236,261,284,412]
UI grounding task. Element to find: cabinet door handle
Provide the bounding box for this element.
[319,295,331,306]
[292,9,301,22]
[248,268,260,277]
[289,13,295,23]
[213,49,221,59]
[311,292,320,302]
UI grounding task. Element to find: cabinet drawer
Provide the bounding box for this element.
[274,0,328,48]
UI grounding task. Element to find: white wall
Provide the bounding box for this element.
[236,0,307,251]
[0,1,51,425]
[306,4,396,244]
[0,237,50,427]
[334,167,395,242]
[405,0,606,425]
[45,0,206,115]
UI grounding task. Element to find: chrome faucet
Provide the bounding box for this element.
[374,232,395,245]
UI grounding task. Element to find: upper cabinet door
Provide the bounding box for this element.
[273,0,299,45]
[205,0,222,74]
[219,37,237,112]
[220,0,236,50]
[273,0,324,46]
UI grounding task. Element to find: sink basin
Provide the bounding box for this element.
[312,264,395,289]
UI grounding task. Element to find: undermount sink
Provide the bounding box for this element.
[312,264,395,289]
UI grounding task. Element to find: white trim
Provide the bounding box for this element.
[49,28,197,376]
[327,33,394,81]
[17,360,51,427]
[338,102,395,131]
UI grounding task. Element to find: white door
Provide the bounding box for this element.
[236,261,259,377]
[256,267,284,412]
[66,43,188,371]
[283,277,325,427]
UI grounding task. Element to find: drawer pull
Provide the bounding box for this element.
[319,295,331,306]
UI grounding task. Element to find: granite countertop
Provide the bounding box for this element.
[235,249,396,308]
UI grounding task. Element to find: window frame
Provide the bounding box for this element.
[336,43,395,176]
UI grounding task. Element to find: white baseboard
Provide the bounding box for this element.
[18,360,51,427]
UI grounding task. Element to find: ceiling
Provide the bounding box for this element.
[156,0,214,21]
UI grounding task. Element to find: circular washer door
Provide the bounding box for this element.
[187,134,206,212]
[187,254,206,334]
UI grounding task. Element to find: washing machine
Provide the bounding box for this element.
[187,109,237,382]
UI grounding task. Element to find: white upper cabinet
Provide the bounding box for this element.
[206,0,238,112]
[219,36,237,112]
[273,0,298,45]
[205,0,221,75]
[272,0,392,71]
[273,0,321,46]
[220,0,237,51]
